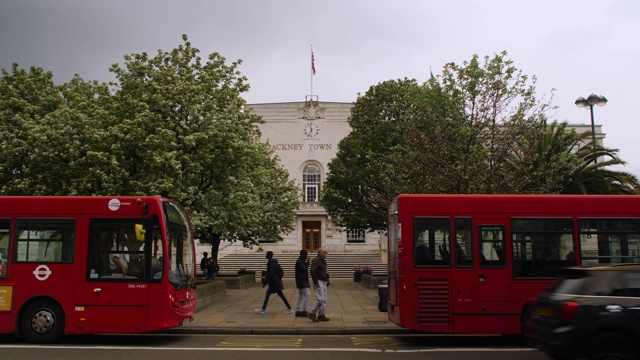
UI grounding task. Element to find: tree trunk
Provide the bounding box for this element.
[210,232,221,261]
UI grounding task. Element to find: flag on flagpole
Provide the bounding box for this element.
[312,51,316,75]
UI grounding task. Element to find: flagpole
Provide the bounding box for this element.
[310,45,314,96]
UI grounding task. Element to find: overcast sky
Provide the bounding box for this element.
[2,0,639,177]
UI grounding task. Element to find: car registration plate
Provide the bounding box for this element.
[537,306,554,317]
[183,317,191,325]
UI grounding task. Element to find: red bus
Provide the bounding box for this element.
[387,194,640,334]
[0,196,197,343]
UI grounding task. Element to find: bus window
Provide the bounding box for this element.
[0,220,9,278]
[414,218,451,267]
[579,219,640,265]
[511,218,574,278]
[164,201,195,289]
[479,225,505,267]
[87,219,147,280]
[15,219,75,262]
[146,225,164,280]
[455,218,473,267]
[388,200,399,257]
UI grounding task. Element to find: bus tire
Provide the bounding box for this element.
[20,299,65,344]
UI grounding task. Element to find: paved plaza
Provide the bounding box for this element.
[172,278,410,335]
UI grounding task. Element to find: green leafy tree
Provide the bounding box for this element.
[0,36,300,259]
[0,64,65,194]
[106,35,299,258]
[322,52,563,231]
[436,51,551,193]
[321,78,429,230]
[0,65,115,195]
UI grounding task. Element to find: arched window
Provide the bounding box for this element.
[303,164,321,202]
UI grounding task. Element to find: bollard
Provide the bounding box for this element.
[378,284,388,312]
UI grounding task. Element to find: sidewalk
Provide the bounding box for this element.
[171,278,411,335]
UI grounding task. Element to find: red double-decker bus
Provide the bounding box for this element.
[387,194,640,334]
[0,196,197,343]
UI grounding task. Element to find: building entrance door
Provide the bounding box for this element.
[302,221,321,252]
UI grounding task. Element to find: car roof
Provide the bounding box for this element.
[565,263,640,272]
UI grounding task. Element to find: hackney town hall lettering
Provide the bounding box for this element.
[271,144,333,151]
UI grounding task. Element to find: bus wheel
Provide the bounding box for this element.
[20,299,65,344]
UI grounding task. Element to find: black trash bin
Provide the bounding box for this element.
[378,284,388,312]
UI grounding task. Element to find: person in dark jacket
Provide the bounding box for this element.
[309,248,330,322]
[254,251,293,315]
[200,252,208,273]
[294,249,311,317]
[204,257,219,280]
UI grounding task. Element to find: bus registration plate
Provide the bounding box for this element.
[183,318,191,325]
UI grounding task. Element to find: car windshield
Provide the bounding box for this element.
[546,269,591,295]
[546,269,636,296]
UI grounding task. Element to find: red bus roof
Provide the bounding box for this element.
[395,194,640,215]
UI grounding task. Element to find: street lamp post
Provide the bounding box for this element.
[575,94,607,163]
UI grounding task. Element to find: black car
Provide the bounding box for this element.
[524,264,640,360]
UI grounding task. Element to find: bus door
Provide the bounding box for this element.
[474,222,513,311]
[450,218,476,316]
[73,277,148,333]
[72,223,149,334]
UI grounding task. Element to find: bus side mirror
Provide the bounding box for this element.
[135,224,146,241]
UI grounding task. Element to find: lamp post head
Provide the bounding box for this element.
[576,94,607,108]
[592,94,607,107]
[575,93,606,164]
[575,96,589,108]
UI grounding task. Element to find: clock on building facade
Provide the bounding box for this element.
[303,122,320,138]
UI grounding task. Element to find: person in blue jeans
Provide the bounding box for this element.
[309,248,330,322]
[294,249,311,317]
[254,251,293,314]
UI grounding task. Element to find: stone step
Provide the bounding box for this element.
[215,253,387,278]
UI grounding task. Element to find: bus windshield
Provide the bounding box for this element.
[163,201,195,290]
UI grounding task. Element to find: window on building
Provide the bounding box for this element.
[570,143,581,154]
[303,164,321,202]
[347,229,366,243]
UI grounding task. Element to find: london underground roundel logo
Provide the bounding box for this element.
[108,198,121,211]
[33,265,52,281]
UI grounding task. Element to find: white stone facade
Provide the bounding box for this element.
[213,98,384,258]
